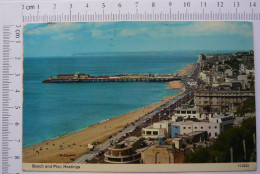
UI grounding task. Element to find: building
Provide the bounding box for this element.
[141,147,185,164]
[187,80,197,86]
[195,90,255,114]
[142,121,172,140]
[172,138,183,149]
[104,137,143,164]
[177,131,208,144]
[104,144,141,164]
[198,54,206,63]
[171,115,234,139]
[112,74,151,79]
[224,68,233,77]
[172,105,207,121]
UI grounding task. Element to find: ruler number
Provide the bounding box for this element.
[15,29,20,39]
[15,122,20,126]
[135,2,138,7]
[69,3,72,9]
[86,3,89,8]
[201,2,207,7]
[217,2,224,7]
[15,89,20,93]
[250,2,257,7]
[234,2,240,7]
[102,3,105,8]
[169,2,173,7]
[184,2,190,7]
[152,2,155,7]
[15,156,20,159]
[118,3,122,8]
[53,4,56,9]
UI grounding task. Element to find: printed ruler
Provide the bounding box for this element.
[0,0,260,174]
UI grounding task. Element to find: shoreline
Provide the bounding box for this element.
[23,64,193,163]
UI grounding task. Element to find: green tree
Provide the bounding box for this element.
[237,97,255,116]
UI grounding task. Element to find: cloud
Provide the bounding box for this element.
[120,27,148,37]
[91,28,114,39]
[116,22,253,39]
[182,22,253,37]
[50,33,75,41]
[25,23,83,35]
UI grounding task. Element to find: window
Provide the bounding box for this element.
[215,132,218,137]
[201,127,203,129]
[183,127,186,129]
[153,131,158,135]
[188,127,191,129]
[215,126,217,129]
[209,126,211,129]
[209,133,211,137]
[192,111,196,114]
[195,127,197,129]
[181,111,186,114]
[147,131,151,135]
[187,111,191,114]
[177,111,180,114]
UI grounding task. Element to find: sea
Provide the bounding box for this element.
[23,52,198,147]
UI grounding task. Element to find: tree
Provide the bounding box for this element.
[236,97,255,117]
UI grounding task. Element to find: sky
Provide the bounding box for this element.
[23,21,253,57]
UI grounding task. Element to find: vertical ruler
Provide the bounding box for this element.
[0,3,23,174]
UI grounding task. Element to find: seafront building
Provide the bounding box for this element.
[171,105,207,121]
[141,147,185,164]
[142,121,172,140]
[104,144,141,163]
[195,90,255,114]
[171,115,234,139]
[104,137,143,164]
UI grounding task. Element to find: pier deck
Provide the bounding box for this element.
[42,74,182,83]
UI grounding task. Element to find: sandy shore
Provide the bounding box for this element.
[23,64,193,163]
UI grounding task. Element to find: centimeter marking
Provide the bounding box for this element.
[23,10,260,23]
[22,0,260,23]
[2,25,11,174]
[1,24,23,174]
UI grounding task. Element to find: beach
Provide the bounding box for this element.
[22,64,193,163]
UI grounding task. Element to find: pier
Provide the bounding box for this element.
[42,73,182,83]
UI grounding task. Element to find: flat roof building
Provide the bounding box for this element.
[172,115,234,139]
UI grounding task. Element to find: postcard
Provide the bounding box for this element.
[22,21,256,172]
